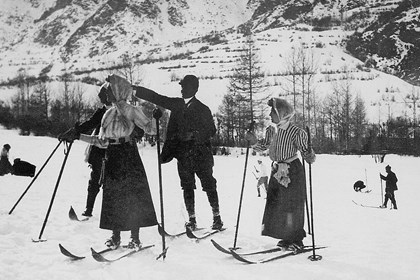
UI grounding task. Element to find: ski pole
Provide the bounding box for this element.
[9,140,63,215]
[380,173,384,205]
[306,126,321,261]
[301,155,312,235]
[365,168,368,189]
[153,108,168,260]
[34,141,73,242]
[232,121,254,250]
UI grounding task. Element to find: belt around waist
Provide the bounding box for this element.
[274,154,298,164]
[108,136,132,145]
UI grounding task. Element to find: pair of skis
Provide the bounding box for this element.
[352,200,386,209]
[210,239,326,264]
[60,224,226,262]
[59,243,154,263]
[158,224,226,241]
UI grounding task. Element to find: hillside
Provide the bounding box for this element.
[0,0,419,124]
[346,0,420,86]
[0,0,252,81]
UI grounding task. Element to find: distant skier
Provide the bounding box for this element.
[380,165,398,209]
[254,159,268,197]
[0,144,12,176]
[353,180,367,192]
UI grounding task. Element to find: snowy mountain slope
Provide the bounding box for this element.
[0,0,252,80]
[0,25,417,124]
[346,1,420,86]
[1,126,419,280]
[0,0,418,124]
[0,0,411,81]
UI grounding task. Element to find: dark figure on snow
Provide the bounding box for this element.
[353,180,367,192]
[133,74,223,231]
[380,165,398,209]
[60,87,111,217]
[248,98,315,251]
[60,74,157,250]
[0,144,13,176]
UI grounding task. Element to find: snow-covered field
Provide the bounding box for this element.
[0,125,419,280]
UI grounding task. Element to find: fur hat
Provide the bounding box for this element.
[3,144,10,150]
[268,98,294,120]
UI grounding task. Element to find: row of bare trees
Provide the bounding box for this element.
[2,34,420,155]
[0,69,96,136]
[214,32,420,155]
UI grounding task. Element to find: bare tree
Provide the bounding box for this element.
[282,45,318,128]
[352,94,367,149]
[227,33,268,143]
[116,52,146,105]
[403,86,420,126]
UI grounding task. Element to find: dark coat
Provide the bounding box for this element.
[135,89,216,169]
[75,106,107,165]
[0,155,12,176]
[261,159,306,241]
[381,171,398,192]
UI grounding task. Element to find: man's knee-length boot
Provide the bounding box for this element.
[183,189,197,229]
[206,190,223,230]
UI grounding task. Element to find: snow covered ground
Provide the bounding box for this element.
[0,125,419,280]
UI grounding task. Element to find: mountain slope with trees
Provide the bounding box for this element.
[346,0,420,86]
[1,0,420,155]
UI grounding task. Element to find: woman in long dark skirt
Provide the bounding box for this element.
[250,98,315,251]
[62,74,157,250]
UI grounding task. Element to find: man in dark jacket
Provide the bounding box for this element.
[133,74,223,230]
[380,165,398,209]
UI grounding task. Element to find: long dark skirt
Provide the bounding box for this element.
[100,142,157,231]
[261,159,306,242]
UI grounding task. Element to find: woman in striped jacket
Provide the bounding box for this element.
[251,98,315,250]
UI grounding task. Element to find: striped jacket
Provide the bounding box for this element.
[259,124,313,163]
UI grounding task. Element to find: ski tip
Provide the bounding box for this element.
[59,243,86,260]
[229,249,256,264]
[69,206,79,221]
[58,243,68,252]
[90,247,111,263]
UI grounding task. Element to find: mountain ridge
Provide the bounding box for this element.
[0,0,418,88]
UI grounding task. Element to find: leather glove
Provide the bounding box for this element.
[58,127,80,142]
[305,150,316,164]
[153,107,163,119]
[131,126,145,142]
[245,131,258,146]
